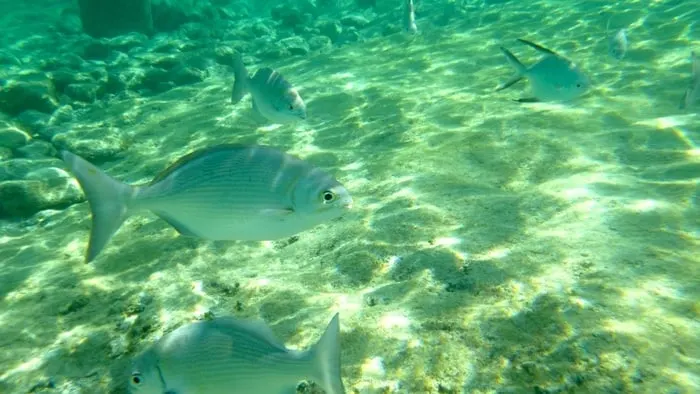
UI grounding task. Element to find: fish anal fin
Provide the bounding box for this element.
[154,211,200,237]
[517,38,559,57]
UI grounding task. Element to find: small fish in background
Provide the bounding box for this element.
[495,38,591,103]
[129,313,345,394]
[606,18,628,60]
[61,144,352,263]
[679,51,698,110]
[231,52,307,123]
[404,0,418,34]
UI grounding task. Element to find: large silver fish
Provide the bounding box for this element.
[129,313,345,394]
[495,38,591,102]
[62,145,352,262]
[680,51,698,110]
[231,53,307,123]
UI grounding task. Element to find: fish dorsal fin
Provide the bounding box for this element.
[252,67,293,91]
[149,144,248,185]
[517,38,560,57]
[211,317,288,352]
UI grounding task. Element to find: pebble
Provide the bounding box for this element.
[52,129,125,164]
[15,140,57,159]
[341,15,371,29]
[64,83,99,103]
[0,79,59,116]
[279,36,311,56]
[0,123,31,149]
[0,175,83,219]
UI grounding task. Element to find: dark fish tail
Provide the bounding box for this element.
[61,151,134,263]
[231,52,249,104]
[308,313,345,394]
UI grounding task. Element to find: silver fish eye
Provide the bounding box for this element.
[322,190,336,203]
[131,372,143,386]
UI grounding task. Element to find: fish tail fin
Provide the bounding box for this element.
[495,46,526,92]
[61,151,134,263]
[499,46,527,74]
[308,313,345,394]
[231,52,249,104]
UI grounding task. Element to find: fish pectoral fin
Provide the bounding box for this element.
[258,208,295,216]
[495,75,524,92]
[517,38,559,57]
[154,211,200,237]
[514,97,540,103]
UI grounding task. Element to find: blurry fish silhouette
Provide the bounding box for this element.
[679,51,698,110]
[495,38,591,103]
[404,0,417,34]
[606,18,628,60]
[231,52,307,123]
[130,313,345,394]
[61,145,352,263]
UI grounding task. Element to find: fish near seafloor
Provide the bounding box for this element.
[231,52,307,123]
[495,38,591,103]
[680,51,699,110]
[129,313,345,394]
[61,144,352,263]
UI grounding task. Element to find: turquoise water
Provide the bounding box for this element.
[0,0,698,393]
